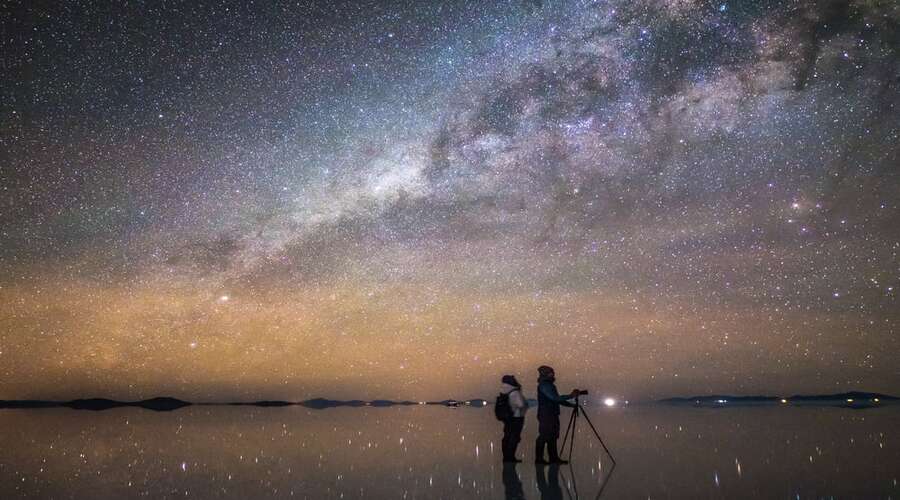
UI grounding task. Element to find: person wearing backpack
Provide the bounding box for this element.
[497,374,528,463]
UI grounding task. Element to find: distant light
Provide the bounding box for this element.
[715,399,727,404]
[846,399,854,403]
[780,398,788,404]
[603,398,616,407]
[874,398,880,403]
[218,295,230,303]
[482,401,488,406]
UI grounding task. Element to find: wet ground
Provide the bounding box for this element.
[1,404,896,498]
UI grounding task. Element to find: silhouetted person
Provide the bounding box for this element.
[502,462,526,500]
[500,374,528,462]
[535,462,564,500]
[535,365,578,465]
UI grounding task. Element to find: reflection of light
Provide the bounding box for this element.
[780,398,788,404]
[603,398,616,407]
[715,399,727,404]
[874,398,880,403]
[846,399,854,403]
[482,401,487,406]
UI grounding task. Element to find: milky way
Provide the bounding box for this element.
[1,0,897,401]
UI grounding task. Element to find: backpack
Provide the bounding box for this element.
[494,390,514,421]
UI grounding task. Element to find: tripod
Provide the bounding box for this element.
[558,395,616,465]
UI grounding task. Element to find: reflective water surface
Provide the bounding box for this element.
[1,405,897,499]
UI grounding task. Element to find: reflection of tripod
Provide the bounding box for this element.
[559,396,616,465]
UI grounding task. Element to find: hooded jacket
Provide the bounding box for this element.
[500,383,528,418]
[537,378,576,418]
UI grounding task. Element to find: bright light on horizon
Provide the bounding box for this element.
[603,397,616,407]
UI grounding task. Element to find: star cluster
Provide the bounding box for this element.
[0,0,897,400]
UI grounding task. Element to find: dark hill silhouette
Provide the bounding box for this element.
[138,397,192,411]
[220,401,297,407]
[1,397,488,411]
[371,399,408,407]
[55,397,192,411]
[5,392,893,411]
[788,391,897,401]
[660,391,897,408]
[429,399,461,406]
[302,398,366,409]
[63,398,122,410]
[0,397,191,411]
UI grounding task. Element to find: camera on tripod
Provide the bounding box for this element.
[560,388,616,466]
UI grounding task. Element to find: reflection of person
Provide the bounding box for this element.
[501,375,528,463]
[535,365,578,465]
[502,462,526,500]
[535,462,564,500]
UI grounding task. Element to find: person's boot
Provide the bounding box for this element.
[547,439,568,465]
[535,438,549,465]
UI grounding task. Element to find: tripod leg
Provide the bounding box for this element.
[566,464,579,500]
[559,405,577,458]
[568,407,577,462]
[578,407,616,465]
[594,460,616,500]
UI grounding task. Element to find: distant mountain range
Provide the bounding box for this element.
[0,397,192,411]
[659,391,898,408]
[1,392,895,411]
[0,397,489,412]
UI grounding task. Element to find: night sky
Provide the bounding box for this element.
[1,0,897,401]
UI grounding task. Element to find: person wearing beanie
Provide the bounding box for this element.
[499,374,528,462]
[535,365,579,465]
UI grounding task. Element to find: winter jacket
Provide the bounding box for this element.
[500,383,528,418]
[537,379,575,418]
